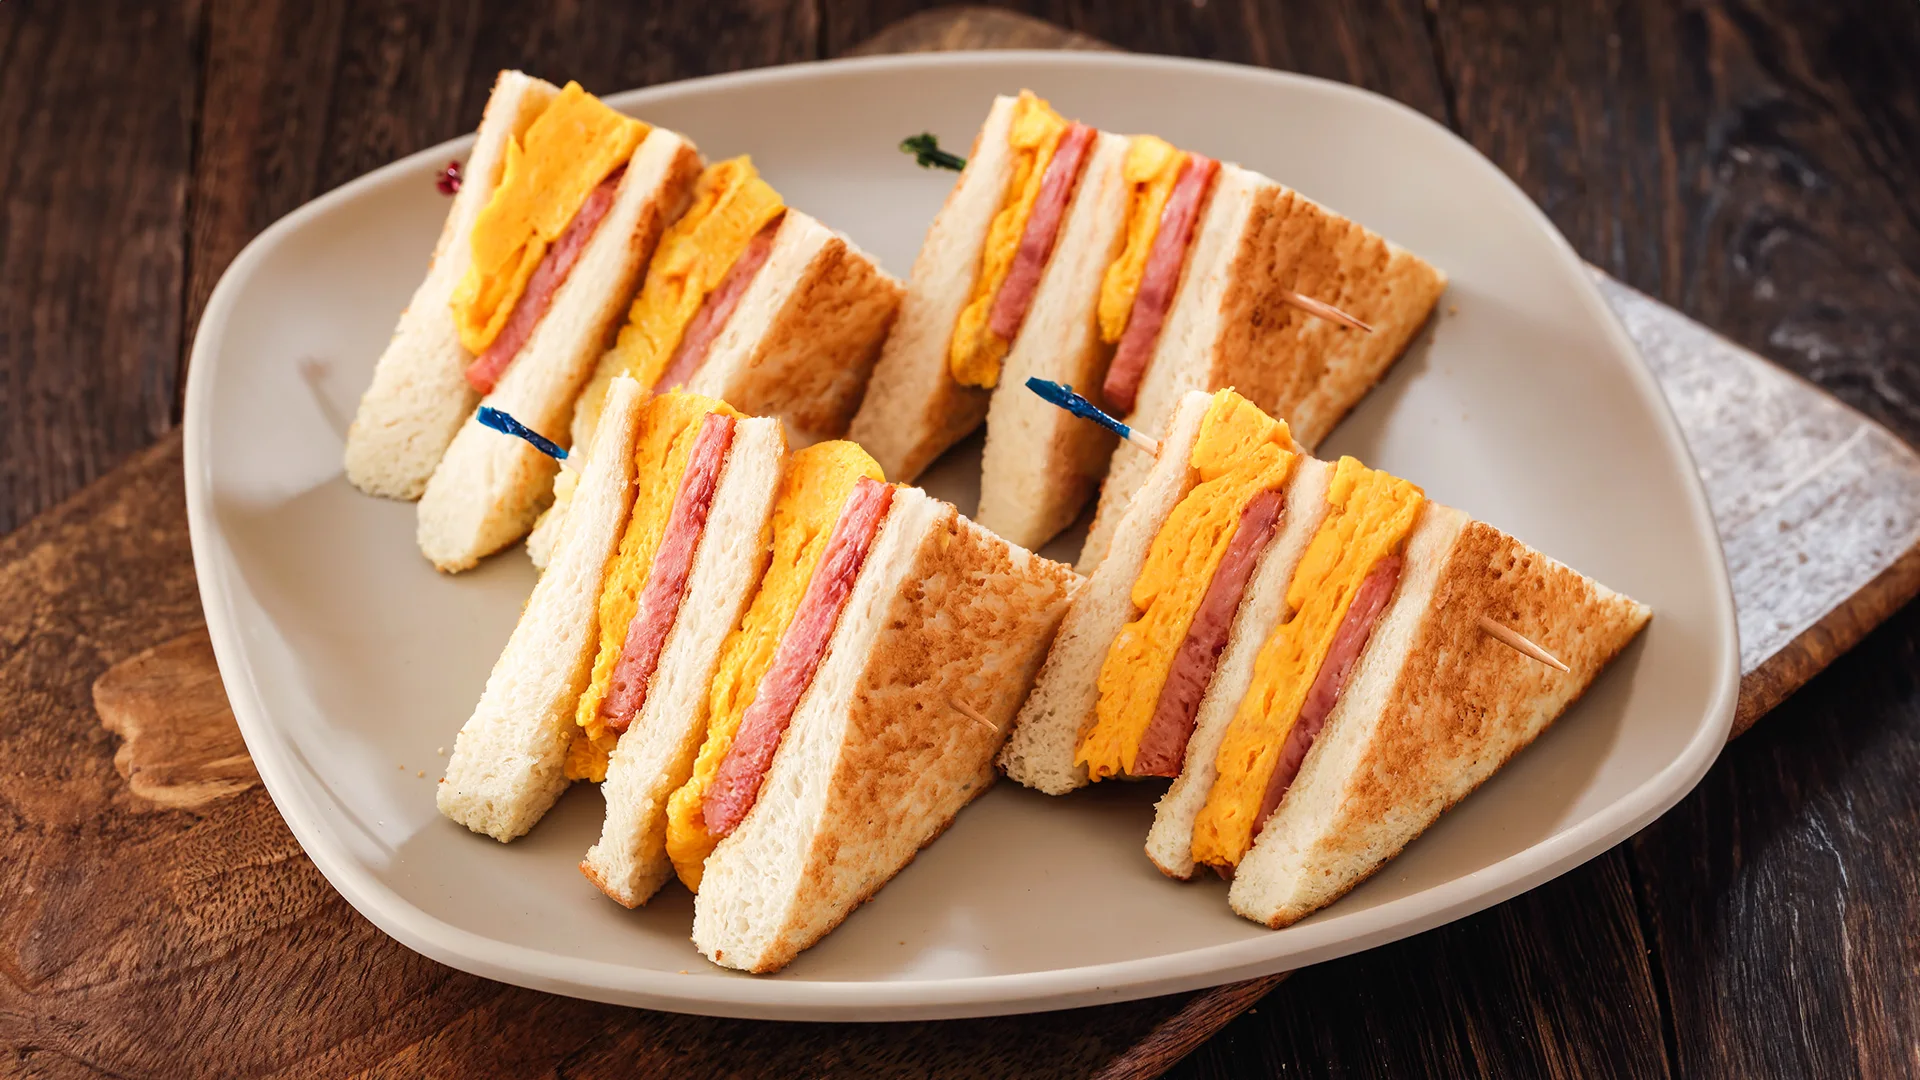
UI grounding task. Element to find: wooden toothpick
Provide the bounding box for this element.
[1477,616,1570,673]
[950,697,998,734]
[1282,291,1373,333]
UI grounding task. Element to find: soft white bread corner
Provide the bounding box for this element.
[1144,455,1333,878]
[691,210,904,446]
[997,389,1212,795]
[580,417,786,907]
[845,95,1019,483]
[1078,166,1261,573]
[524,464,577,572]
[416,128,704,573]
[436,376,645,842]
[345,71,558,501]
[694,490,1079,973]
[975,130,1133,552]
[1207,171,1447,450]
[1228,510,1651,927]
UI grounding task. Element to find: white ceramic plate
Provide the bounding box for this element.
[183,52,1739,1020]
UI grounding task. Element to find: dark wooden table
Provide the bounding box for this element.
[5,1,1918,1076]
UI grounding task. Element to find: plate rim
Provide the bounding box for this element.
[182,49,1740,1020]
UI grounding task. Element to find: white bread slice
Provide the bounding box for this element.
[845,96,1019,482]
[693,489,1079,973]
[973,131,1133,552]
[997,389,1213,794]
[580,417,787,907]
[344,71,559,500]
[415,127,704,573]
[1080,165,1449,573]
[1227,512,1651,927]
[435,376,646,842]
[525,466,577,572]
[686,210,903,446]
[1145,456,1333,878]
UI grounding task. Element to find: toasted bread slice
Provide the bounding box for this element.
[345,71,560,500]
[416,128,704,573]
[1080,166,1448,572]
[1227,514,1651,927]
[972,130,1132,552]
[580,417,786,907]
[845,95,1020,483]
[693,489,1079,973]
[435,376,646,841]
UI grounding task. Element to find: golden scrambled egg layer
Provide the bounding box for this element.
[1189,456,1425,867]
[662,441,884,891]
[565,391,741,782]
[1096,135,1187,345]
[452,82,648,355]
[948,90,1069,389]
[1076,391,1298,779]
[603,157,786,392]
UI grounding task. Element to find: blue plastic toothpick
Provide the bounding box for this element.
[1024,378,1161,456]
[477,407,576,469]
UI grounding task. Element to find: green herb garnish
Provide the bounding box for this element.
[900,133,967,172]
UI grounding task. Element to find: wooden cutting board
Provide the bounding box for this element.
[4,8,1917,1078]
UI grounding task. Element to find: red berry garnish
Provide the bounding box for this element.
[436,160,463,195]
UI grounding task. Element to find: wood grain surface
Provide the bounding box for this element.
[3,2,1917,1077]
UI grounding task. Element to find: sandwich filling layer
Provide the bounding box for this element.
[452,81,648,360]
[948,91,1073,389]
[664,441,884,892]
[598,157,787,400]
[464,168,624,393]
[1191,456,1425,867]
[700,476,895,838]
[599,412,736,734]
[1076,391,1298,780]
[569,392,741,781]
[1130,486,1284,777]
[1100,143,1219,414]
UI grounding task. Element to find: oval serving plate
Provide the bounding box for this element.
[183,51,1737,1020]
